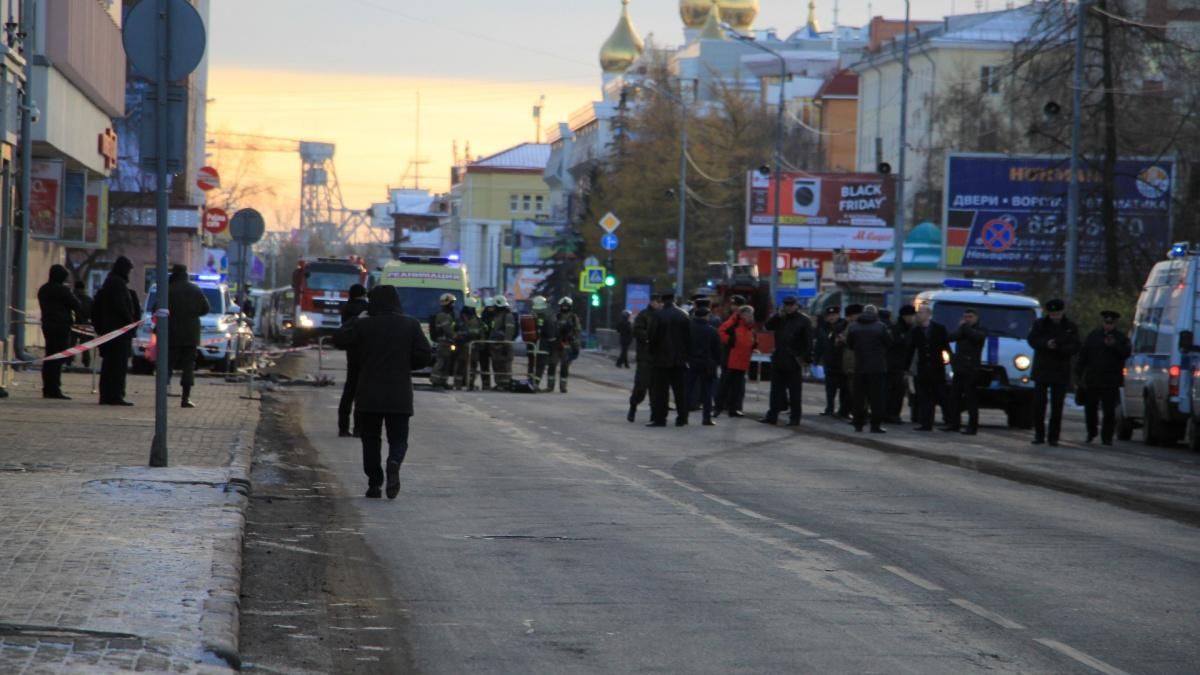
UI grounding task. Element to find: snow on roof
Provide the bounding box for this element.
[470,142,552,171]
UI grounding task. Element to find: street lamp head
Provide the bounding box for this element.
[757,165,771,177]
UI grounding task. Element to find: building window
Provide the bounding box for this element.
[535,195,544,212]
[510,194,519,211]
[523,194,532,211]
[980,66,1001,95]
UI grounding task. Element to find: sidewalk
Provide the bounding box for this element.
[0,367,258,673]
[574,352,1200,526]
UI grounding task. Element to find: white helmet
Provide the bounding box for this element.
[558,297,573,308]
[463,296,479,310]
[439,292,456,306]
[531,296,548,311]
[494,296,509,309]
[483,297,496,308]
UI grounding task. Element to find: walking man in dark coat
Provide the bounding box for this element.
[616,310,633,368]
[627,297,660,422]
[165,265,211,408]
[338,283,369,436]
[1075,310,1132,445]
[648,292,691,427]
[1028,298,1082,446]
[334,285,433,499]
[815,306,849,417]
[910,305,950,431]
[943,307,986,434]
[887,306,916,423]
[37,264,82,399]
[846,304,891,433]
[92,256,138,406]
[686,299,722,426]
[760,296,813,426]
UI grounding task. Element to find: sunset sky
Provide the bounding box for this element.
[205,0,984,229]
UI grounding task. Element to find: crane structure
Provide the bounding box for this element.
[206,132,384,248]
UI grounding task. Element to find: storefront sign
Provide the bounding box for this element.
[98,128,118,171]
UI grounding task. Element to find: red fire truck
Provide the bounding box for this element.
[291,256,368,345]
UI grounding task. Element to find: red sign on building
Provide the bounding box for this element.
[202,207,229,234]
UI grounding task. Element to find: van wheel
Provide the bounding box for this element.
[1143,396,1166,446]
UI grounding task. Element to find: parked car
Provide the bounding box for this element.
[131,274,254,374]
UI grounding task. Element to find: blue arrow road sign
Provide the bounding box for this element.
[601,233,619,251]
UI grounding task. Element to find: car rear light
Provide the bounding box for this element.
[1122,367,1128,377]
[1169,364,1181,396]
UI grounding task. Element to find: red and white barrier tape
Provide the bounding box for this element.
[1,319,144,365]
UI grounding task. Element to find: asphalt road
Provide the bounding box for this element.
[275,351,1198,674]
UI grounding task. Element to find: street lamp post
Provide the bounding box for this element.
[676,80,689,297]
[892,0,912,313]
[726,25,787,301]
[1065,0,1088,301]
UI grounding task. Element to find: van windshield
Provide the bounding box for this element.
[933,301,1036,339]
[393,287,464,321]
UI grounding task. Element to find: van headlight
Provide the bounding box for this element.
[1014,354,1032,371]
[941,350,952,365]
[298,314,315,328]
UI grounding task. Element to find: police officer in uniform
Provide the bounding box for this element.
[888,305,917,423]
[760,296,813,426]
[1076,310,1131,445]
[429,293,457,389]
[627,296,662,422]
[93,256,139,406]
[910,304,950,431]
[555,297,583,393]
[455,297,483,390]
[490,296,518,390]
[815,306,847,417]
[1028,298,1081,446]
[648,292,691,427]
[943,307,986,434]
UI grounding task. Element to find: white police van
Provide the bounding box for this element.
[131,274,253,374]
[913,279,1041,428]
[1122,242,1200,446]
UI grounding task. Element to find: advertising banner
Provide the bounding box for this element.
[625,283,652,314]
[30,160,64,239]
[944,154,1174,271]
[85,180,108,248]
[746,171,896,250]
[61,171,87,242]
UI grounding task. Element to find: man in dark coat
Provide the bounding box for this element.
[846,304,891,433]
[1075,310,1132,445]
[91,256,138,406]
[943,307,986,434]
[69,281,94,368]
[334,285,433,499]
[616,310,633,368]
[337,283,369,436]
[815,306,848,417]
[909,305,950,431]
[760,296,813,426]
[686,300,722,426]
[887,306,916,423]
[1028,298,1082,446]
[165,265,211,408]
[627,297,661,422]
[37,264,82,399]
[648,292,691,427]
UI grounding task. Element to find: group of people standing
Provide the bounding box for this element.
[34,258,212,408]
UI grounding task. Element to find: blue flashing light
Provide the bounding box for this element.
[447,253,461,263]
[1169,242,1189,258]
[942,278,1026,293]
[943,279,974,289]
[192,273,224,283]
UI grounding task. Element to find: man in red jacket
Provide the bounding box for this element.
[715,305,756,418]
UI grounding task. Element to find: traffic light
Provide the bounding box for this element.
[590,293,601,307]
[604,274,616,287]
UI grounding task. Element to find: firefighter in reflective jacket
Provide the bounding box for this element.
[555,297,583,393]
[455,297,484,390]
[429,293,457,389]
[489,296,518,390]
[530,296,560,392]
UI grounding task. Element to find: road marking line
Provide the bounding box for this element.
[702,493,737,507]
[882,565,944,591]
[649,469,674,480]
[777,523,819,537]
[950,598,1024,630]
[616,455,629,460]
[551,431,563,436]
[637,464,652,469]
[595,448,609,453]
[566,437,578,442]
[736,508,768,520]
[818,538,871,557]
[674,480,704,493]
[1033,639,1131,675]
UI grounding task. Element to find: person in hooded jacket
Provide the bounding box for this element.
[686,299,722,426]
[334,285,432,499]
[1028,298,1082,446]
[37,264,82,399]
[846,304,891,433]
[165,265,211,409]
[337,283,369,436]
[715,305,756,418]
[92,256,138,405]
[760,297,813,426]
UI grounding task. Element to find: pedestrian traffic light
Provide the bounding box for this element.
[590,293,601,307]
[604,274,616,287]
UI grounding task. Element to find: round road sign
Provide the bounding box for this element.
[202,207,229,234]
[197,166,220,192]
[122,0,207,82]
[229,208,266,244]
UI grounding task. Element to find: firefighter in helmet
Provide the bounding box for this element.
[530,295,559,392]
[429,292,457,389]
[489,296,518,390]
[455,296,484,390]
[555,296,583,393]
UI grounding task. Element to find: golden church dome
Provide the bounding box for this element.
[600,0,645,74]
[680,0,758,32]
[697,0,726,41]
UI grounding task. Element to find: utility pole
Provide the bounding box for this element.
[1065,0,1087,301]
[892,0,912,313]
[676,81,689,296]
[13,0,35,361]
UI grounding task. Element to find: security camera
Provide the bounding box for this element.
[26,103,39,124]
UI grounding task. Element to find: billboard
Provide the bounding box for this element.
[30,160,64,239]
[944,154,1175,271]
[746,171,896,250]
